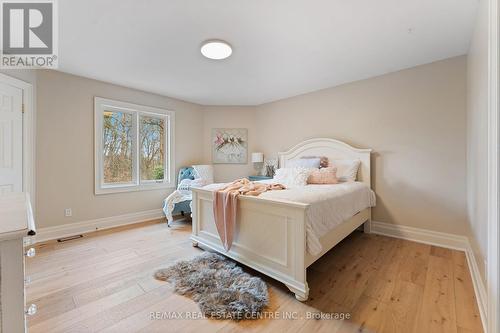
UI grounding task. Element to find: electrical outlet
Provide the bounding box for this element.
[64,208,72,217]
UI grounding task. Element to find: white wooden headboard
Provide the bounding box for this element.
[278,138,372,187]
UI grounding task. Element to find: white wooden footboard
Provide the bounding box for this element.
[191,187,311,301]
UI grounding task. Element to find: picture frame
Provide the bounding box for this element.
[211,128,248,164]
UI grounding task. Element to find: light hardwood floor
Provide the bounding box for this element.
[26,218,483,333]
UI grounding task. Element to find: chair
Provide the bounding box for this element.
[163,165,214,226]
[172,167,195,217]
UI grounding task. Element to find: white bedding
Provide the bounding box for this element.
[202,181,376,255]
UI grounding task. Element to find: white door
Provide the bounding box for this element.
[0,81,23,194]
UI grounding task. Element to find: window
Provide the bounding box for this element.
[94,97,175,194]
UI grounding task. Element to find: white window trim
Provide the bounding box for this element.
[94,97,175,195]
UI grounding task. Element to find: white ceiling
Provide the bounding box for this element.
[59,0,478,105]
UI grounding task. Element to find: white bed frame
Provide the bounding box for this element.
[191,138,372,301]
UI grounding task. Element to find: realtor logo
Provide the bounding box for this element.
[1,0,58,68]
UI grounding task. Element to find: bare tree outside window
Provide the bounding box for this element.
[103,111,133,184]
[95,97,173,194]
[140,115,165,181]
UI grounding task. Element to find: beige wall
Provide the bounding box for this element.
[203,56,469,236]
[36,70,204,228]
[2,56,470,243]
[201,106,257,182]
[466,0,488,284]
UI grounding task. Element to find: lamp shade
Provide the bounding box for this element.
[251,152,264,163]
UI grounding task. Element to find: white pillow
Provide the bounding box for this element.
[273,167,315,187]
[329,159,361,182]
[192,165,214,185]
[286,158,321,169]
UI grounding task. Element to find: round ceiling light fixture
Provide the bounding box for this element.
[200,40,232,60]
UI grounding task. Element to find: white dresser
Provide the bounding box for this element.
[0,193,36,333]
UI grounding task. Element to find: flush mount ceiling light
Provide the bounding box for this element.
[200,40,232,60]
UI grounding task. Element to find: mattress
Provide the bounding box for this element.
[202,181,376,255]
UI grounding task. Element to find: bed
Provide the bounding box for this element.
[191,138,374,301]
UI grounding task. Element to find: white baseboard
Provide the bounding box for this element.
[34,209,165,244]
[464,241,488,332]
[371,221,487,331]
[371,221,469,250]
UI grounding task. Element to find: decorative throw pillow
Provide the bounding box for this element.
[286,158,321,169]
[178,178,206,192]
[301,156,329,168]
[329,160,360,182]
[307,167,338,184]
[274,167,315,187]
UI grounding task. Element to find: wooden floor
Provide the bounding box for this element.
[26,218,483,333]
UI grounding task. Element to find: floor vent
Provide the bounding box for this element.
[57,235,83,242]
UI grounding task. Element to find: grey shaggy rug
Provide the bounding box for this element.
[154,252,268,320]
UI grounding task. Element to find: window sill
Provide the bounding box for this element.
[95,182,175,195]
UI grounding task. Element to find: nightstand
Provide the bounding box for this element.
[248,175,273,181]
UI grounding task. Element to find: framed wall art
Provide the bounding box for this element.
[212,128,248,164]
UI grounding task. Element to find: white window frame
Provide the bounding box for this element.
[94,97,175,195]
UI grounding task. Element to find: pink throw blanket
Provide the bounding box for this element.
[213,178,286,251]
